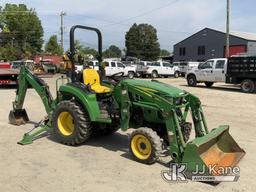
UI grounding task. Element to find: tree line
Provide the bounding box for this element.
[0,3,170,61]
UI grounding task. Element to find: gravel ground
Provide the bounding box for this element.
[0,75,255,192]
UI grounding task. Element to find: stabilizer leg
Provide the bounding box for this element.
[18,119,51,145]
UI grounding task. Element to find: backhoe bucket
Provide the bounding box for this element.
[182,125,245,176]
[9,109,29,126]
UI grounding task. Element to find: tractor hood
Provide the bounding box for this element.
[123,79,186,98]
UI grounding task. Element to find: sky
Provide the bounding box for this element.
[1,0,256,52]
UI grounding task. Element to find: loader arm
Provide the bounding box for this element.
[9,65,56,125]
[117,81,209,162]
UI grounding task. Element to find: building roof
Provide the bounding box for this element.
[229,31,256,41]
[175,27,256,46]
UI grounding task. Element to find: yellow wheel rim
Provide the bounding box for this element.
[131,134,152,160]
[57,112,74,136]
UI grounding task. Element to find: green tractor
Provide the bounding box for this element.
[9,25,245,175]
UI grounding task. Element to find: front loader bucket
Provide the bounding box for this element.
[9,109,29,126]
[182,125,245,176]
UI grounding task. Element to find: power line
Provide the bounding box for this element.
[0,1,189,50]
[102,0,181,27]
[61,15,190,35]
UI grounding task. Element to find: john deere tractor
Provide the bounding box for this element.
[9,25,245,175]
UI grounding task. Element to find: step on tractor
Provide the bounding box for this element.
[9,25,245,176]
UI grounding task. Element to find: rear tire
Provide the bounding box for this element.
[128,71,135,79]
[241,79,255,93]
[151,71,158,78]
[204,82,214,87]
[52,100,92,145]
[187,75,197,86]
[129,128,162,164]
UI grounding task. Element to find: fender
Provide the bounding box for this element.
[59,82,100,121]
[185,72,196,79]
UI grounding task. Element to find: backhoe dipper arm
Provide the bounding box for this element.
[9,65,56,125]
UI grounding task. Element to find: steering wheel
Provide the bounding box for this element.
[108,72,125,82]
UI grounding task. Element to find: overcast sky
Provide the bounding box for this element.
[1,0,256,51]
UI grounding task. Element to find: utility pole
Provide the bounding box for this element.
[60,11,66,53]
[226,0,230,58]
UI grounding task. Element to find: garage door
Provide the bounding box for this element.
[224,45,247,57]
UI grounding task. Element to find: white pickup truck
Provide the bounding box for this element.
[173,61,200,77]
[88,60,136,79]
[186,57,256,93]
[138,61,179,78]
[135,61,151,77]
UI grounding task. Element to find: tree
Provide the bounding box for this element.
[82,47,98,57]
[72,40,98,59]
[125,23,160,61]
[103,45,122,58]
[160,49,170,56]
[0,3,43,59]
[0,44,21,61]
[45,35,63,55]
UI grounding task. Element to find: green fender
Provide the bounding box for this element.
[58,84,100,121]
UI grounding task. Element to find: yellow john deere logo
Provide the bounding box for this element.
[134,86,158,97]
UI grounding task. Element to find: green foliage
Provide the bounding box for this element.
[125,23,160,61]
[45,35,63,55]
[0,3,43,60]
[103,45,122,58]
[160,49,171,56]
[0,44,22,61]
[74,40,98,59]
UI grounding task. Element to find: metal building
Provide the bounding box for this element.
[173,28,256,62]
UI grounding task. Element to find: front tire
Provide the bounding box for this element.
[52,101,92,145]
[129,128,162,164]
[241,79,255,93]
[128,71,135,79]
[187,75,197,86]
[151,71,158,78]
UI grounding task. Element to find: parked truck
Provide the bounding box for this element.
[89,60,136,79]
[174,61,200,77]
[186,57,256,93]
[41,59,57,74]
[0,62,19,85]
[135,61,152,77]
[137,60,179,78]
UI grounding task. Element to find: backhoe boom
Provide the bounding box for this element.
[9,65,56,125]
